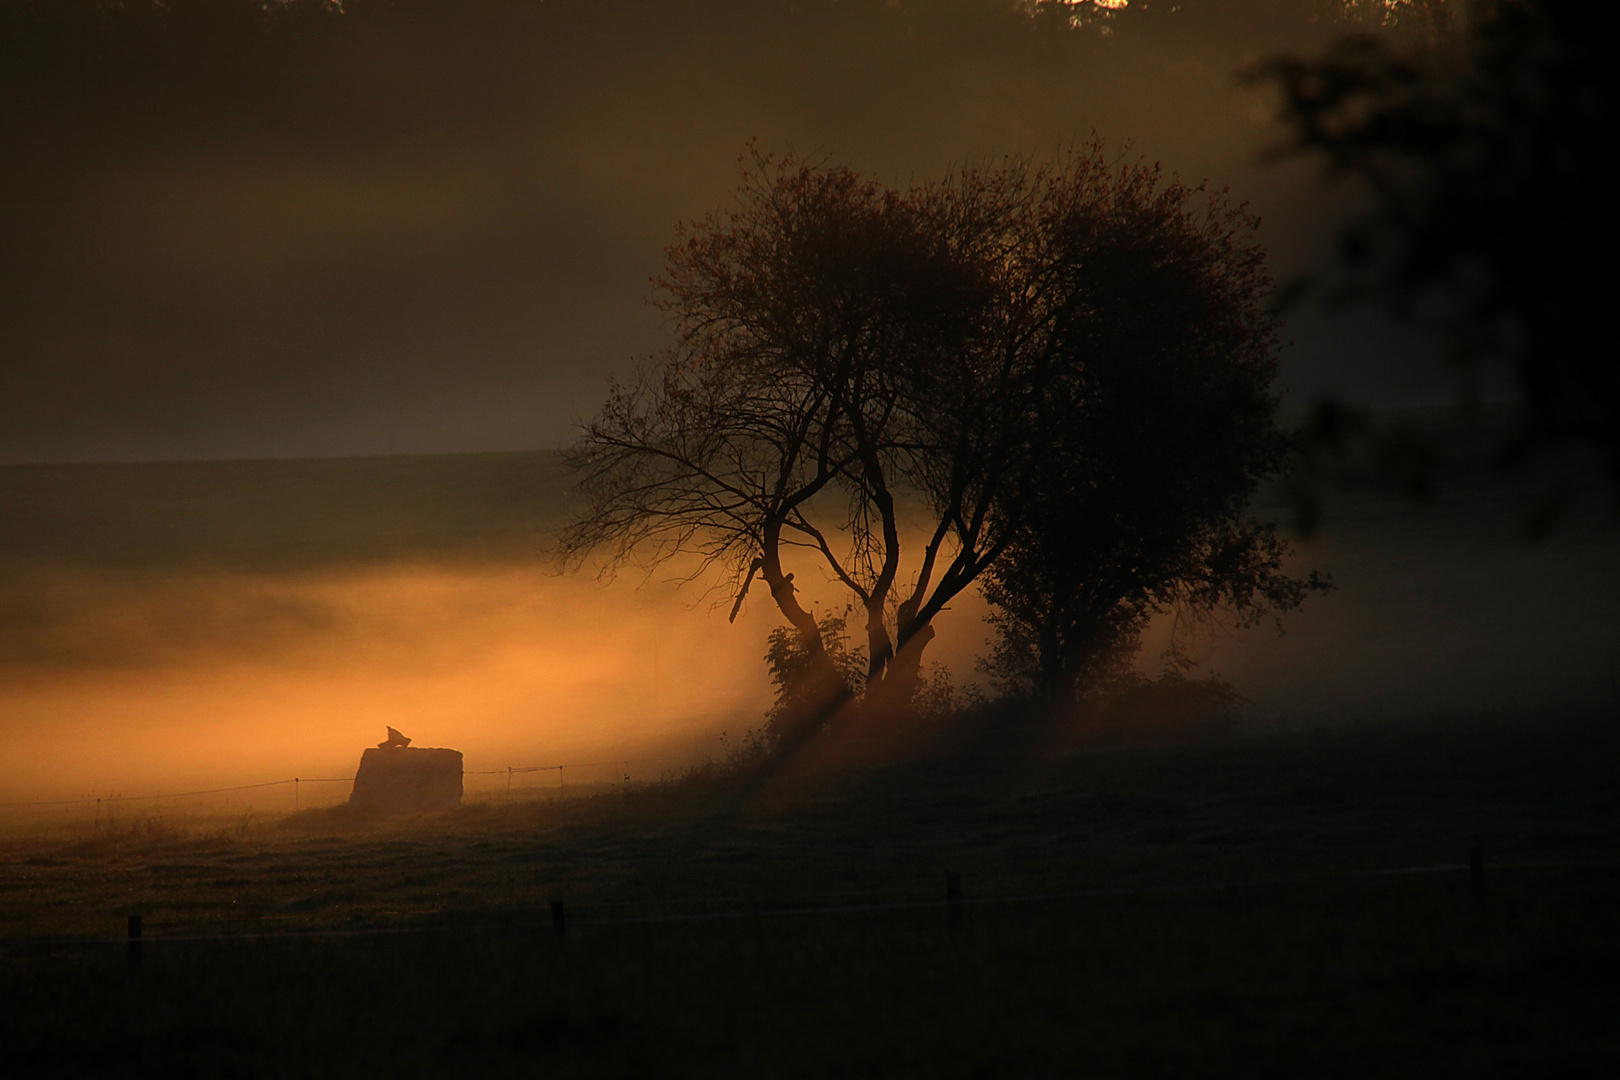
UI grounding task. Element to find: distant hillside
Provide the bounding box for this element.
[0,451,571,572]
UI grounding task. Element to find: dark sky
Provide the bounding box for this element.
[0,0,1453,463]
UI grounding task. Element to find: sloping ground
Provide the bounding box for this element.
[0,710,1616,1076]
[5,709,1617,938]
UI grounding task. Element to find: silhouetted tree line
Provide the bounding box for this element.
[563,144,1323,749]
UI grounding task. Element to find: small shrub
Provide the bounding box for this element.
[761,615,865,751]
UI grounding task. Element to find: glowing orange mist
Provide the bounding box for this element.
[0,564,786,804]
[0,541,1000,811]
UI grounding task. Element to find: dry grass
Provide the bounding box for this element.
[2,708,1617,1077]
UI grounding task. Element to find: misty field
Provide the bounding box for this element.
[3,708,1618,1078]
[3,442,1619,1075]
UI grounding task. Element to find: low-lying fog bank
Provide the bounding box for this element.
[2,450,1617,805]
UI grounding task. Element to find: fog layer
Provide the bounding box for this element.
[5,447,1617,805]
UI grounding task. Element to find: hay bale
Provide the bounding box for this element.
[349,746,463,812]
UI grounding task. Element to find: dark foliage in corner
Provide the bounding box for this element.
[1255,0,1616,523]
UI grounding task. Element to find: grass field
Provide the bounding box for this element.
[2,708,1617,1077]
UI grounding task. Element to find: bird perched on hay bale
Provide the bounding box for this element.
[378,726,411,749]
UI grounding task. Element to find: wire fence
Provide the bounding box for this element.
[467,754,689,798]
[15,853,1605,953]
[0,753,691,813]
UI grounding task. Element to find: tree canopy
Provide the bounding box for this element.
[561,145,1316,744]
[974,149,1321,701]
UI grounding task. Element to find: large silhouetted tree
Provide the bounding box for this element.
[561,145,1316,748]
[976,157,1322,701]
[561,152,1008,748]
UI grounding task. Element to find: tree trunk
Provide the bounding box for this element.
[861,621,936,720]
[862,599,894,682]
[755,523,856,759]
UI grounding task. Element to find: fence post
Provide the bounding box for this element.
[1609,649,1617,716]
[294,778,299,812]
[946,871,962,928]
[127,914,142,967]
[507,767,513,801]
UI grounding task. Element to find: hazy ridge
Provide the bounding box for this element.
[0,450,572,573]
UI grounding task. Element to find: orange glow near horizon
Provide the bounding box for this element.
[0,565,772,805]
[0,560,996,808]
